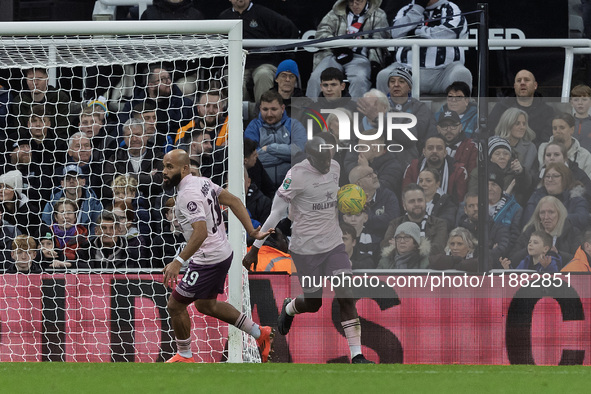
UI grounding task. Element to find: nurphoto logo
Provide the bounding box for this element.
[303,107,418,153]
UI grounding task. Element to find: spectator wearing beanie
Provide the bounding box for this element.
[274,60,301,100]
[468,136,534,206]
[378,221,430,270]
[0,169,41,238]
[381,66,437,154]
[268,59,310,120]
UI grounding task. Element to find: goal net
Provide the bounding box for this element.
[0,21,257,362]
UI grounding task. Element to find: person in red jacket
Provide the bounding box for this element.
[562,229,591,272]
[436,110,477,175]
[402,135,468,203]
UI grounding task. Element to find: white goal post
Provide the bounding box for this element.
[0,20,249,363]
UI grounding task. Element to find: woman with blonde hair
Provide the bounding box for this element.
[429,227,478,272]
[508,196,582,266]
[494,107,538,176]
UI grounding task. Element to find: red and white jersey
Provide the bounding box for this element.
[175,175,232,265]
[276,159,342,255]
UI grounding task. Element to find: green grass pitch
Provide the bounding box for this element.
[2,363,591,394]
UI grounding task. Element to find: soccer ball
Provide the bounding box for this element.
[337,184,367,215]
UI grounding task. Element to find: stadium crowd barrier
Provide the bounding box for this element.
[2,272,591,364]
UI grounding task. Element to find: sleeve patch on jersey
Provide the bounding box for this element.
[282,178,291,190]
[187,201,198,212]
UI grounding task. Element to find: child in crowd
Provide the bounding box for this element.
[38,223,65,269]
[50,198,89,268]
[341,222,375,270]
[110,174,151,243]
[501,230,561,273]
[342,209,379,267]
[7,234,42,274]
[570,84,591,151]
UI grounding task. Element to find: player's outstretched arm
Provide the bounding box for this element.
[218,189,275,240]
[243,194,290,269]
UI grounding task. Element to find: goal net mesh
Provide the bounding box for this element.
[0,31,258,362]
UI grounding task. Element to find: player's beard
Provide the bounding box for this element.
[163,172,182,188]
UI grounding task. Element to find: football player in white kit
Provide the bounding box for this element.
[162,149,274,363]
[243,136,374,364]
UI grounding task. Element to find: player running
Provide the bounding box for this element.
[243,136,374,364]
[162,149,274,363]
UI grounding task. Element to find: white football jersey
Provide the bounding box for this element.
[175,175,232,265]
[276,159,343,255]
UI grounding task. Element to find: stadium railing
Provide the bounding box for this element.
[242,37,591,101]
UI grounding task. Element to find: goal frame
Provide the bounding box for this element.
[0,20,246,363]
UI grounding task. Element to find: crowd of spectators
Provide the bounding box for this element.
[1,0,591,274]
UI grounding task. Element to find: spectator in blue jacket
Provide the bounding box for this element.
[41,164,103,234]
[244,90,307,189]
[501,230,562,273]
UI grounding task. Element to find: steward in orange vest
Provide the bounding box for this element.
[562,246,591,272]
[245,245,294,274]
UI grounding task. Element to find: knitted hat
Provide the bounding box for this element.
[275,59,300,81]
[438,110,461,126]
[488,136,511,157]
[0,170,23,197]
[488,163,505,190]
[395,221,421,245]
[388,66,413,88]
[39,223,53,241]
[86,95,108,115]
